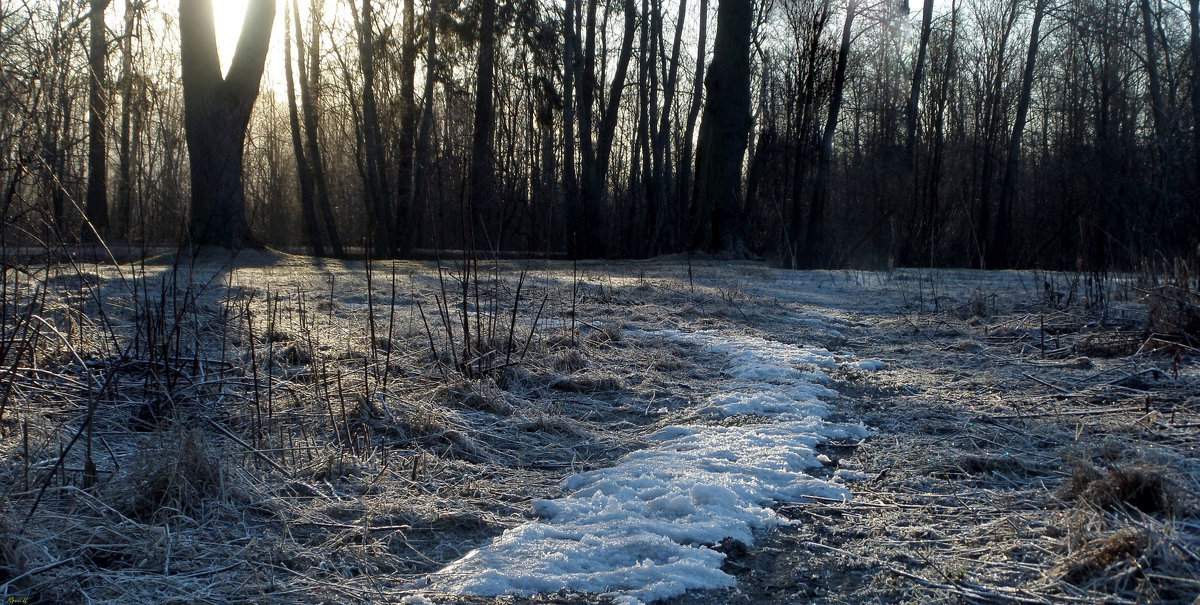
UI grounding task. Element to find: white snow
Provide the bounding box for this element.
[424,326,873,604]
[846,359,886,371]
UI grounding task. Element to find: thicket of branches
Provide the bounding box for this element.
[2,0,1198,267]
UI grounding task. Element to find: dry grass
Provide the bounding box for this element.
[1,254,1196,604]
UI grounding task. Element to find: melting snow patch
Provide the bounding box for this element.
[846,359,885,371]
[426,329,870,604]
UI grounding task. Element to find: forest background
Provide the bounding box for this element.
[2,0,1198,268]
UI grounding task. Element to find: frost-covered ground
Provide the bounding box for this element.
[427,330,870,604]
[1,251,1196,604]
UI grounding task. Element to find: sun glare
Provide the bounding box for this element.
[210,0,250,75]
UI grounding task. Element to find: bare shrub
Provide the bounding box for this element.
[1142,257,1200,345]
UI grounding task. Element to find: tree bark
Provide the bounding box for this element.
[180,0,275,249]
[1141,0,1174,225]
[576,0,637,257]
[562,0,580,255]
[786,0,831,268]
[690,0,753,253]
[905,0,934,162]
[651,0,687,253]
[86,0,112,239]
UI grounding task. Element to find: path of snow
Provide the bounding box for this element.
[424,329,875,605]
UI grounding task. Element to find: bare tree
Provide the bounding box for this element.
[351,0,395,256]
[295,0,342,256]
[989,0,1047,268]
[284,0,323,254]
[179,0,275,248]
[803,0,858,267]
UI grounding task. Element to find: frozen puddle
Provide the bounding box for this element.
[424,330,873,605]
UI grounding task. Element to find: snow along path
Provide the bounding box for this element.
[423,330,876,605]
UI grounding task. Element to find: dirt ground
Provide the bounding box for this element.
[0,251,1196,603]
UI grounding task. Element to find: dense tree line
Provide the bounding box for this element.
[1,0,1197,267]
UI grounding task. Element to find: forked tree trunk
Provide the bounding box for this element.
[1191,0,1200,194]
[651,0,688,252]
[562,0,580,255]
[353,0,395,256]
[179,0,275,248]
[1140,0,1175,228]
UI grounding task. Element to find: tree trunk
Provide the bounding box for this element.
[297,0,343,256]
[284,1,323,255]
[786,0,831,268]
[469,0,498,249]
[115,0,137,241]
[86,0,112,240]
[577,0,637,257]
[394,0,418,254]
[803,0,857,267]
[973,0,1018,268]
[572,0,598,257]
[1141,0,1174,226]
[1191,0,1200,195]
[989,0,1047,269]
[354,0,395,256]
[413,0,440,252]
[641,0,662,255]
[676,0,708,251]
[690,0,753,253]
[652,0,687,253]
[562,0,580,255]
[906,0,934,162]
[924,0,958,265]
[180,0,275,249]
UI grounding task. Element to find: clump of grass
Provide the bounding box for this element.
[955,339,983,352]
[521,414,588,437]
[552,349,588,372]
[1054,514,1200,602]
[1062,462,1182,516]
[114,428,226,522]
[437,376,513,416]
[0,508,28,588]
[550,372,625,393]
[586,323,625,346]
[1059,527,1150,586]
